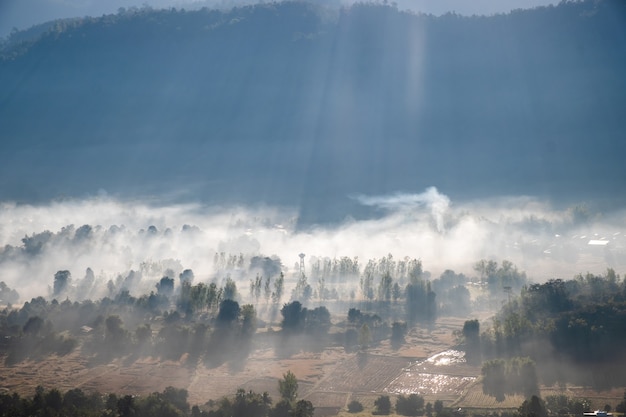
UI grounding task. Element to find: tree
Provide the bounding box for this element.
[305,306,331,335]
[217,299,240,327]
[135,324,152,347]
[348,400,364,413]
[224,277,237,300]
[273,273,285,304]
[44,388,63,412]
[434,400,444,415]
[392,282,402,302]
[117,394,136,417]
[162,386,189,414]
[241,304,257,337]
[179,269,194,284]
[105,315,128,354]
[292,399,314,417]
[157,276,175,296]
[519,395,547,417]
[374,395,392,415]
[359,323,371,351]
[278,371,298,402]
[481,359,506,402]
[271,399,292,417]
[378,272,393,302]
[462,319,481,364]
[23,316,44,336]
[396,394,424,416]
[53,270,71,296]
[232,389,271,417]
[281,301,306,333]
[391,321,406,349]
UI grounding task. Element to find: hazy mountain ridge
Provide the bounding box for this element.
[0,1,625,223]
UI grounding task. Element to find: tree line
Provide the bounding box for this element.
[461,268,626,398]
[0,371,314,417]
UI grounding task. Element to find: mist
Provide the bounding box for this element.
[1,188,623,304]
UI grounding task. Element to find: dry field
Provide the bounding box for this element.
[1,314,624,416]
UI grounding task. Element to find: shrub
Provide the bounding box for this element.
[348,400,364,413]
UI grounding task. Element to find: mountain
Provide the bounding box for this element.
[1,1,625,223]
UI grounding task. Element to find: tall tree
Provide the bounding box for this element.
[278,371,298,403]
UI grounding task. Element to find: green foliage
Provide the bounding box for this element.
[278,370,298,402]
[481,357,538,401]
[347,399,364,413]
[304,306,331,335]
[481,359,506,401]
[157,276,175,296]
[0,386,188,417]
[223,277,237,301]
[544,394,591,415]
[53,270,71,296]
[462,319,481,364]
[292,399,314,417]
[241,304,257,337]
[518,395,547,417]
[406,280,437,323]
[462,319,479,341]
[358,323,371,350]
[433,400,444,415]
[474,260,527,295]
[374,395,392,415]
[280,301,306,333]
[216,299,240,326]
[479,270,626,388]
[390,321,406,349]
[0,385,314,417]
[232,389,271,417]
[395,393,425,416]
[270,399,292,417]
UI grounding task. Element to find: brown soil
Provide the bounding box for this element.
[0,315,623,415]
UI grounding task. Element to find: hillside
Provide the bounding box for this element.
[1,1,625,223]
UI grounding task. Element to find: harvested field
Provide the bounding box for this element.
[453,380,525,409]
[4,313,622,416]
[386,372,475,396]
[384,350,478,397]
[303,391,350,408]
[316,354,410,393]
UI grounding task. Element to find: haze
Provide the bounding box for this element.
[0,0,625,301]
[0,0,559,38]
[1,189,624,302]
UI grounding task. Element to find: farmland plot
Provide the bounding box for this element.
[385,350,477,396]
[316,354,410,393]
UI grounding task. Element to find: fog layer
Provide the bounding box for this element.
[1,189,623,302]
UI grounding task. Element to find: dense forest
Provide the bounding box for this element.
[0,1,625,223]
[471,268,626,395]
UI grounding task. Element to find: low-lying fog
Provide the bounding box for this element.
[0,187,624,302]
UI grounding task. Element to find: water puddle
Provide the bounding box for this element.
[384,349,476,395]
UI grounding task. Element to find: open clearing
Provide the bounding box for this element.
[1,315,623,414]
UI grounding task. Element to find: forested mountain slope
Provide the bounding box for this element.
[1,1,624,223]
